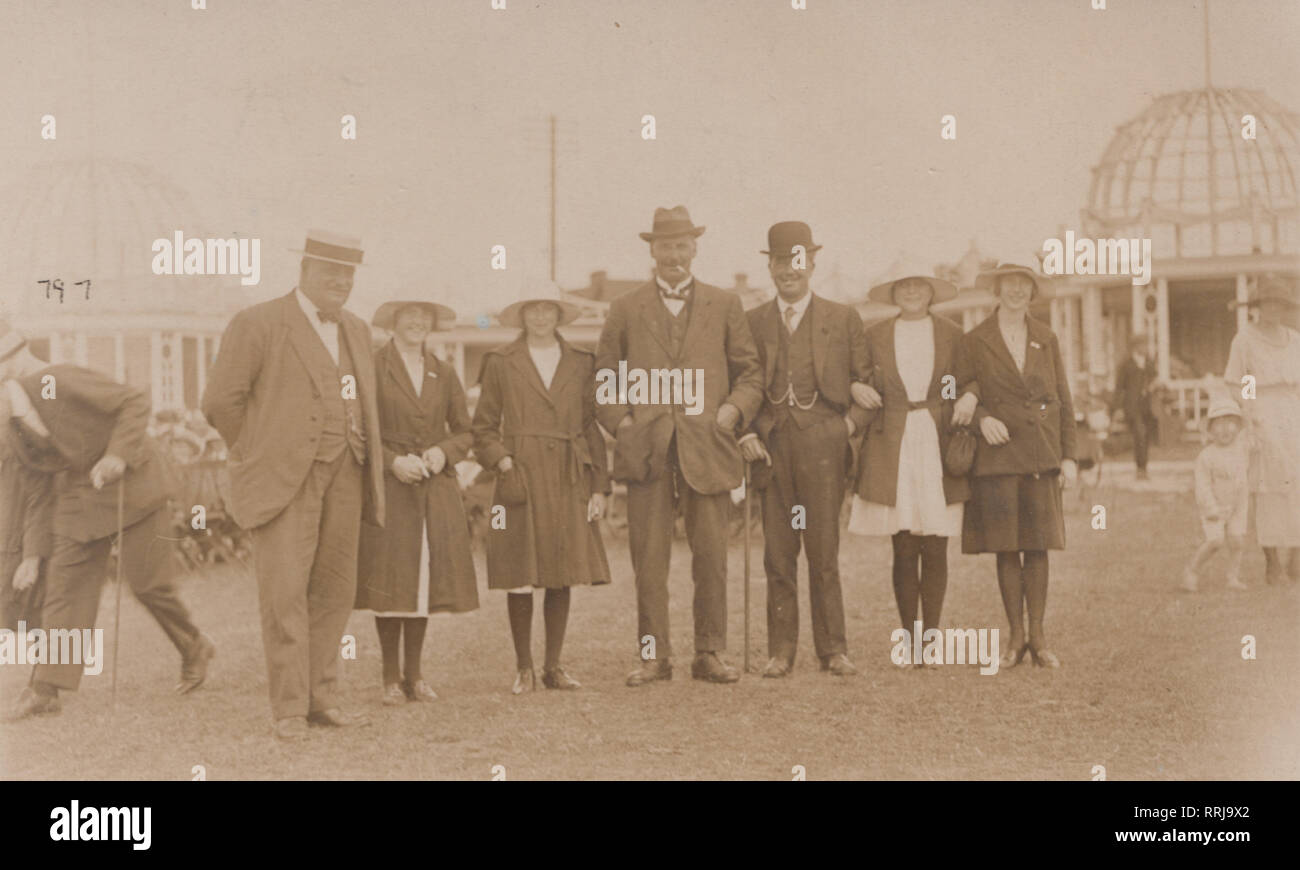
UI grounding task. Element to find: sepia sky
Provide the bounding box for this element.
[1,0,1297,321]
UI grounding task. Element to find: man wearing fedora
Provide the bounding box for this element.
[595,206,764,686]
[738,222,870,677]
[202,230,384,740]
[0,320,214,721]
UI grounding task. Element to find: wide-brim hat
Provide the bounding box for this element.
[290,229,366,268]
[639,205,706,241]
[372,300,457,331]
[760,221,823,257]
[1207,398,1243,422]
[498,282,583,328]
[1229,275,1297,309]
[975,262,1055,299]
[867,257,958,305]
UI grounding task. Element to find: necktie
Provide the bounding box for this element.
[783,306,796,333]
[317,309,340,324]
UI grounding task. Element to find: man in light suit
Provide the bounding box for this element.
[202,230,384,740]
[739,222,870,678]
[595,206,764,686]
[0,321,213,721]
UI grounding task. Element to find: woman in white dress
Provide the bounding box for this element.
[1223,277,1300,584]
[848,265,979,652]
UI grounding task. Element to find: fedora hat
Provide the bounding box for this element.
[1230,275,1297,309]
[291,229,366,268]
[867,255,958,305]
[0,317,26,363]
[639,206,706,241]
[760,221,822,257]
[498,281,583,328]
[372,299,457,332]
[975,261,1055,299]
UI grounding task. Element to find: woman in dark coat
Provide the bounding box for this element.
[356,300,478,705]
[472,284,611,694]
[960,263,1077,669]
[847,264,978,658]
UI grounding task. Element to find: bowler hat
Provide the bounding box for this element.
[291,229,366,268]
[639,206,706,241]
[498,281,583,328]
[760,221,822,257]
[372,299,458,331]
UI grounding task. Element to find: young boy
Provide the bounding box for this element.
[1183,399,1250,592]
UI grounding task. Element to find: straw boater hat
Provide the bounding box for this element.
[867,254,958,305]
[639,206,706,241]
[291,229,366,267]
[497,281,583,328]
[1229,275,1297,309]
[372,299,457,331]
[975,261,1055,299]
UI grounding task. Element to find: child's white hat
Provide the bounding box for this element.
[1206,398,1243,422]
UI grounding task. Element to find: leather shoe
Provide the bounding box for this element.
[307,708,371,728]
[406,679,438,702]
[5,686,61,721]
[382,683,407,706]
[823,653,857,676]
[691,652,740,683]
[272,716,310,741]
[175,633,215,694]
[1029,645,1061,669]
[541,666,581,690]
[1001,640,1029,669]
[762,657,793,678]
[512,668,536,695]
[625,659,672,687]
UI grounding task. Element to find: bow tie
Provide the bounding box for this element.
[660,288,691,301]
[317,309,341,324]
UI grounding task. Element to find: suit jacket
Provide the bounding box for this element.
[594,280,763,494]
[962,313,1077,477]
[1111,356,1157,421]
[745,293,870,484]
[0,434,52,560]
[201,290,385,530]
[7,365,171,542]
[854,314,971,506]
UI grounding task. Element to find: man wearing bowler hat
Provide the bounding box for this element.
[596,206,764,686]
[202,230,384,740]
[739,222,870,677]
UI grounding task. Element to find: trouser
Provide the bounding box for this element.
[626,443,730,660]
[250,452,362,720]
[761,417,848,662]
[1131,412,1152,470]
[34,505,201,691]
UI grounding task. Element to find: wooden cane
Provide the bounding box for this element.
[111,476,124,715]
[742,461,751,673]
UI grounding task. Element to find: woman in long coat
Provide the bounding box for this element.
[472,284,611,694]
[847,264,978,657]
[356,300,478,705]
[1223,277,1300,583]
[960,263,1077,669]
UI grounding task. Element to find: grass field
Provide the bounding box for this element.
[2,483,1297,781]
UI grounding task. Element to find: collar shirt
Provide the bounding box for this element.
[655,274,694,316]
[295,287,341,365]
[779,291,812,333]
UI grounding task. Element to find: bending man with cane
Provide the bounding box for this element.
[0,319,214,721]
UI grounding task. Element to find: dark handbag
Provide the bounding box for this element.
[495,464,528,506]
[943,425,977,476]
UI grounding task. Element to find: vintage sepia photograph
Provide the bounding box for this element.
[0,0,1297,811]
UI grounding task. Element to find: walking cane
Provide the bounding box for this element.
[742,461,751,673]
[111,476,124,716]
